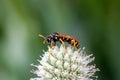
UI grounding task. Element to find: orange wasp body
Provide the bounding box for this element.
[39,32,80,49]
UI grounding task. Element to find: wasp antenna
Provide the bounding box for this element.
[38,34,46,39]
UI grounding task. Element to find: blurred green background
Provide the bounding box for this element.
[0,0,120,80]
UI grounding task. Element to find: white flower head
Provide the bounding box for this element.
[30,45,99,80]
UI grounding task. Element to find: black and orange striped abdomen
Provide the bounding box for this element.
[58,33,80,49]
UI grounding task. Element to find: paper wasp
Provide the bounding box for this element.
[38,32,80,49]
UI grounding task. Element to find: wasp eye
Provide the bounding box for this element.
[46,38,50,43]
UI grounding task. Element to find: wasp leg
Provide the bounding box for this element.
[71,40,76,48]
[43,40,46,44]
[59,38,66,53]
[50,41,55,49]
[48,41,55,59]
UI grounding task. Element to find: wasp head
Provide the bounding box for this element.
[45,36,52,44]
